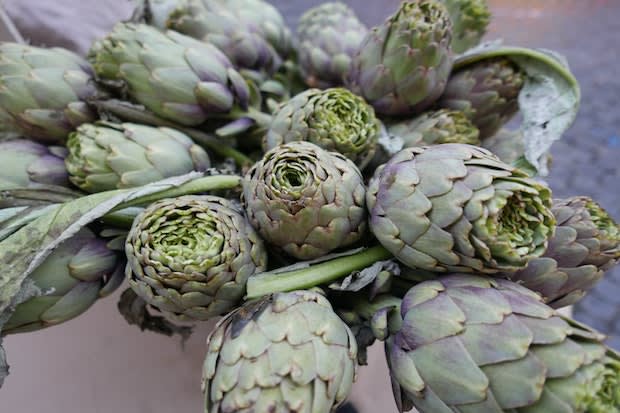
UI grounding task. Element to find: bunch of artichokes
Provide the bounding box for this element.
[1,2,619,413]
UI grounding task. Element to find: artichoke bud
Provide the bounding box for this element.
[88,23,251,126]
[506,196,620,308]
[439,0,491,53]
[0,43,103,144]
[438,57,525,138]
[367,144,556,274]
[3,228,125,335]
[346,0,453,116]
[0,139,69,190]
[264,88,381,168]
[387,109,481,148]
[166,0,284,74]
[297,2,368,88]
[202,290,358,413]
[125,195,268,322]
[242,141,367,260]
[387,274,620,413]
[65,122,210,193]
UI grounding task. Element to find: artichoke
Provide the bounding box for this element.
[202,290,358,413]
[439,0,491,53]
[126,195,268,322]
[3,228,125,334]
[437,57,525,138]
[263,88,380,169]
[388,109,481,147]
[242,141,367,260]
[505,196,620,309]
[387,274,620,413]
[0,139,69,190]
[0,43,103,144]
[346,0,453,116]
[367,144,555,274]
[297,2,368,88]
[166,0,287,74]
[89,23,251,127]
[65,122,210,193]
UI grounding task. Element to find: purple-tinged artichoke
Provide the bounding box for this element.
[437,57,525,138]
[346,0,453,116]
[202,290,358,413]
[505,196,620,309]
[387,274,620,412]
[3,228,125,334]
[263,88,380,169]
[367,144,555,274]
[297,2,368,88]
[0,139,69,190]
[89,23,251,127]
[0,43,104,144]
[242,141,367,260]
[388,109,480,147]
[126,195,267,322]
[65,122,210,193]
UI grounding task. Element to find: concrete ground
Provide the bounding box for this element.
[1,1,619,412]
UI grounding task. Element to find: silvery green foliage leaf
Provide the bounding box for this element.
[455,42,580,175]
[330,260,399,294]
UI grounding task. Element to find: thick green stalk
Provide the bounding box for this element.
[246,246,392,299]
[111,175,241,212]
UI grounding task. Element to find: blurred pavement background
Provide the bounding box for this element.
[1,0,619,412]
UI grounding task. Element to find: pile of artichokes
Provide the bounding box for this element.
[1,1,618,412]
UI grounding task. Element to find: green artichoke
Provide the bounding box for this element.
[388,109,481,147]
[242,141,367,260]
[165,0,287,74]
[437,57,525,138]
[439,0,491,53]
[65,122,210,193]
[3,228,125,334]
[297,2,368,88]
[505,197,620,309]
[346,0,453,116]
[202,290,358,413]
[126,195,268,322]
[367,144,555,274]
[0,139,69,190]
[0,43,104,144]
[263,88,380,169]
[88,23,251,127]
[387,274,620,413]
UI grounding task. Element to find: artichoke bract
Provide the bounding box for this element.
[166,0,287,74]
[506,197,620,309]
[0,43,103,144]
[346,0,453,116]
[3,228,125,334]
[0,139,69,190]
[65,122,210,193]
[387,274,620,413]
[88,23,250,127]
[297,2,368,88]
[388,109,481,147]
[367,144,555,274]
[437,57,525,139]
[439,0,491,53]
[126,195,267,322]
[242,142,367,260]
[263,88,380,169]
[202,290,358,413]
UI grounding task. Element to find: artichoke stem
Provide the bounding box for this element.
[179,128,254,168]
[111,175,242,212]
[349,294,403,335]
[246,245,392,299]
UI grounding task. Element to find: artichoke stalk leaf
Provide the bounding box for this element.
[455,42,581,176]
[0,172,240,387]
[329,260,400,293]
